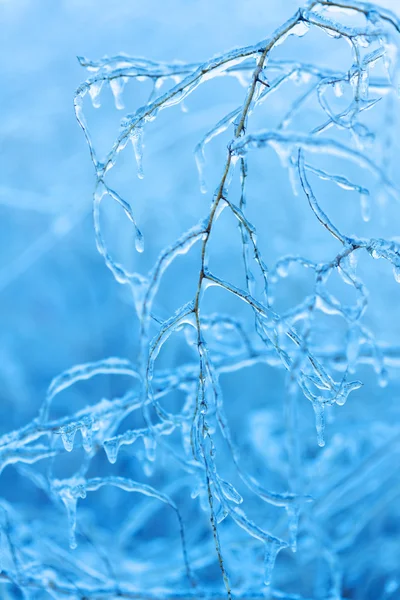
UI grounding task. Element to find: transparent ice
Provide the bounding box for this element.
[1,1,400,598]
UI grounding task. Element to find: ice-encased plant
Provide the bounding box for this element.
[2,0,400,598]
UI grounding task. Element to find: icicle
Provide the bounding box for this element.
[190,482,202,500]
[219,479,243,504]
[143,459,155,477]
[88,80,104,108]
[134,226,144,253]
[57,485,85,550]
[335,380,362,406]
[313,401,325,447]
[216,506,229,524]
[274,21,309,47]
[215,200,230,225]
[144,435,157,462]
[104,439,120,464]
[61,427,76,453]
[378,367,389,388]
[109,77,128,110]
[130,127,144,179]
[360,191,371,222]
[370,248,382,260]
[263,539,280,586]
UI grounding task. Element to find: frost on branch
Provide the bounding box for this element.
[2,1,400,599]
